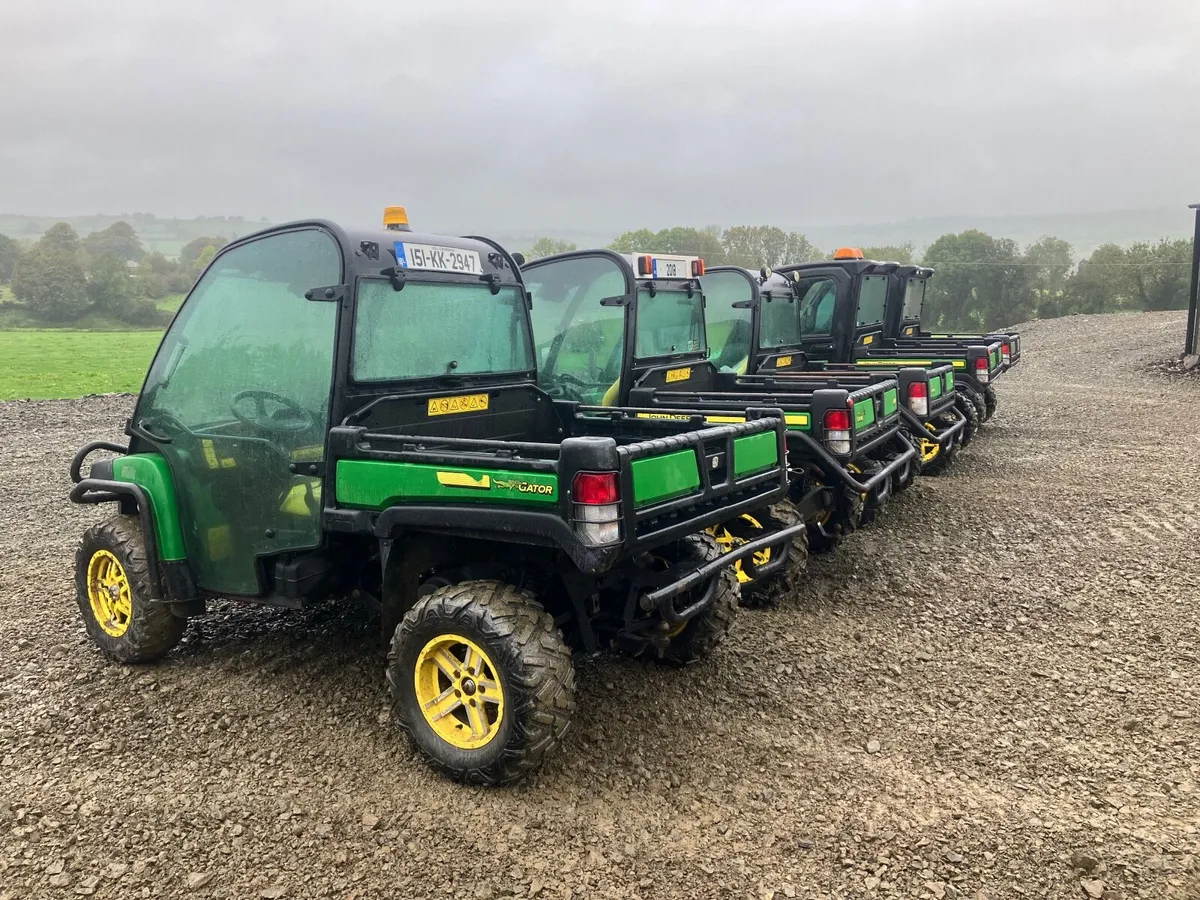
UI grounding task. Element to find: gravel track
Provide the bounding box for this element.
[1,311,1197,899]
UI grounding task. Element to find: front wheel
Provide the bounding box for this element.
[659,534,739,665]
[388,580,576,786]
[75,515,186,663]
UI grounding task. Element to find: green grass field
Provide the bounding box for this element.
[0,331,162,400]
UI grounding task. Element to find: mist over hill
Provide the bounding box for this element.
[2,205,1195,261]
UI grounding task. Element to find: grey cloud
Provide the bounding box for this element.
[1,0,1197,239]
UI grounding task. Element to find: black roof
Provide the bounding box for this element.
[775,259,935,279]
[222,219,522,283]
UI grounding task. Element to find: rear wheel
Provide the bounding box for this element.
[960,385,986,427]
[708,502,808,608]
[955,391,981,447]
[918,422,956,476]
[75,515,186,663]
[983,385,998,421]
[659,534,738,665]
[857,460,890,526]
[388,580,576,785]
[808,484,864,554]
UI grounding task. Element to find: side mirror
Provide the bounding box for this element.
[512,252,526,267]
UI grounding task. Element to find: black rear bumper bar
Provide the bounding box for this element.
[789,430,917,495]
[644,520,807,623]
[899,407,966,447]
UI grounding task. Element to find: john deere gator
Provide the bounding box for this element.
[68,210,803,785]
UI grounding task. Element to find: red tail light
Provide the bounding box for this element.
[974,357,988,371]
[572,471,618,504]
[691,258,706,277]
[1002,343,1010,355]
[637,255,653,277]
[824,409,852,431]
[908,381,928,416]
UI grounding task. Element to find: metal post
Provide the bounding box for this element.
[1186,203,1200,355]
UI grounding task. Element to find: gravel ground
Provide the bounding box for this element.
[2,311,1198,900]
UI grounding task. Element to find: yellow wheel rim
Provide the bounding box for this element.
[847,464,868,504]
[87,550,132,638]
[413,634,505,750]
[708,514,771,585]
[920,424,941,464]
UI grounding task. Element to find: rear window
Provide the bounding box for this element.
[760,292,801,348]
[353,280,534,381]
[635,289,706,359]
[856,275,888,327]
[902,278,926,320]
[525,254,627,400]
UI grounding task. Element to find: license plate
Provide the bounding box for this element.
[652,258,688,279]
[395,242,482,275]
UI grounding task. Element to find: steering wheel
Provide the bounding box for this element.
[549,371,602,404]
[231,390,315,433]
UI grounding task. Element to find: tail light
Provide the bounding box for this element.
[974,356,989,384]
[908,381,928,417]
[824,408,852,456]
[691,258,706,277]
[1001,342,1011,366]
[572,471,621,546]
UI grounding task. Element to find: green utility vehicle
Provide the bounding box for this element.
[773,251,1005,427]
[701,265,968,476]
[884,263,1020,420]
[69,215,803,785]
[519,250,916,577]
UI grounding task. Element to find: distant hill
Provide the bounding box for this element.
[501,207,1197,260]
[0,213,270,258]
[2,206,1193,262]
[790,207,1198,260]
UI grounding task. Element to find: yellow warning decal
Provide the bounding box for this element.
[784,413,809,426]
[436,471,491,490]
[861,334,874,345]
[775,356,793,368]
[427,393,489,416]
[665,367,692,383]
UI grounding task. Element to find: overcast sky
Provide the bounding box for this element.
[1,0,1197,236]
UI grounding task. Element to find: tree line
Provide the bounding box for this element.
[0,220,1191,331]
[0,223,227,325]
[524,225,1195,330]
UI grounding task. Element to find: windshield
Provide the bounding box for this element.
[700,270,752,372]
[902,278,926,321]
[635,289,706,359]
[353,279,534,382]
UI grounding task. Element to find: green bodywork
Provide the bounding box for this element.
[732,431,779,477]
[882,387,898,417]
[929,376,943,400]
[110,453,186,560]
[945,370,954,391]
[631,450,701,506]
[853,397,876,431]
[336,461,559,509]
